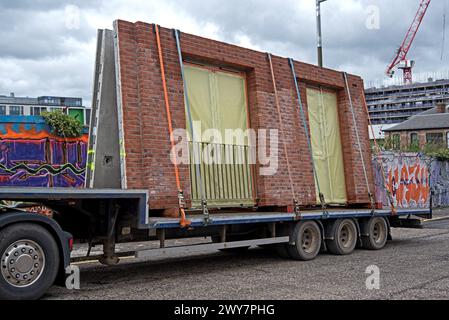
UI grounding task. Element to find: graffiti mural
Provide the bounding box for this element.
[0,117,87,187]
[429,160,449,208]
[373,152,431,209]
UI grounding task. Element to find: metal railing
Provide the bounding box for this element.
[189,142,255,208]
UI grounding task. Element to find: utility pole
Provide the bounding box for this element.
[316,0,327,67]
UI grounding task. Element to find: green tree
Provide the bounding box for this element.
[42,110,83,138]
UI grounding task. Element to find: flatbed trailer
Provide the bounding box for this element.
[0,24,434,301]
[0,187,431,300]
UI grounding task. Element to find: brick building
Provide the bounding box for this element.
[109,20,375,215]
[383,103,449,150]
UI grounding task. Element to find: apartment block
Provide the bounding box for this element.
[365,79,449,125]
[0,93,91,125]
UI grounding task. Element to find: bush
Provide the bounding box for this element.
[379,135,449,161]
[407,141,421,153]
[423,143,449,160]
[41,110,83,138]
[382,135,399,151]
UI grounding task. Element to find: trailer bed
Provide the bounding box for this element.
[0,187,432,230]
[0,187,149,200]
[0,187,149,227]
[148,208,432,229]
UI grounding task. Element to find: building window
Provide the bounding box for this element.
[0,106,6,115]
[31,107,47,116]
[392,134,401,150]
[9,106,24,116]
[426,133,444,147]
[410,133,419,148]
[50,107,66,114]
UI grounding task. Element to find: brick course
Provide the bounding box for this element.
[114,19,375,214]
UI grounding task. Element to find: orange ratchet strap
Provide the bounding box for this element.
[154,24,191,227]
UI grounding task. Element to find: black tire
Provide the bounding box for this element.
[326,219,358,255]
[0,223,60,300]
[286,221,322,261]
[360,217,389,250]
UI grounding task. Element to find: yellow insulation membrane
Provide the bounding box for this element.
[184,64,253,207]
[184,65,248,142]
[306,87,347,205]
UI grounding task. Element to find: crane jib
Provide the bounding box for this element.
[385,0,432,82]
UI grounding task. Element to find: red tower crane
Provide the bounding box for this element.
[385,0,432,84]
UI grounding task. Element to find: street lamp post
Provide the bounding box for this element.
[316,0,327,67]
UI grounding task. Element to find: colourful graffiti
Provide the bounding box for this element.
[373,152,430,209]
[387,158,430,208]
[0,117,87,188]
[430,160,449,207]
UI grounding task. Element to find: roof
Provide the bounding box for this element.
[384,107,449,132]
[0,95,83,106]
[0,96,38,105]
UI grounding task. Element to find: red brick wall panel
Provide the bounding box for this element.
[114,20,374,211]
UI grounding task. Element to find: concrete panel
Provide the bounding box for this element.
[86,29,121,188]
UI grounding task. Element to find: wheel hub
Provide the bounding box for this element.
[301,227,318,253]
[372,221,384,243]
[339,224,353,248]
[1,240,45,287]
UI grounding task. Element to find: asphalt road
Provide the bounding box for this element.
[45,218,449,300]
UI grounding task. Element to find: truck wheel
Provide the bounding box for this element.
[326,219,358,255]
[286,221,322,261]
[361,217,388,250]
[0,223,60,300]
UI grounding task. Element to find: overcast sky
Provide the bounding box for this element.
[0,0,448,107]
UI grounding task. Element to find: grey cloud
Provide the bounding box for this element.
[170,0,448,81]
[0,0,448,108]
[0,1,96,11]
[0,6,94,59]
